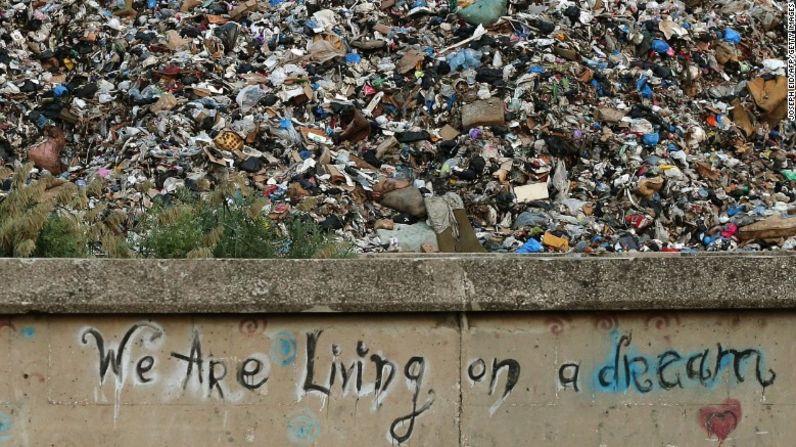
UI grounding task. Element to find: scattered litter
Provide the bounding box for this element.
[0,0,793,254]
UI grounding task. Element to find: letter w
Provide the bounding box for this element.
[81,322,163,384]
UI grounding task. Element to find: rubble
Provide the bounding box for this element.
[381,187,428,218]
[461,98,505,128]
[0,0,794,255]
[514,183,549,203]
[738,215,796,241]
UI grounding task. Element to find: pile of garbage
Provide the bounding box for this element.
[0,0,794,254]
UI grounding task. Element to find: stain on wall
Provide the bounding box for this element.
[0,411,12,443]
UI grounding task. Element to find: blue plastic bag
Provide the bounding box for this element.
[591,79,606,97]
[636,76,653,98]
[53,84,68,97]
[35,114,49,128]
[727,205,745,217]
[651,39,670,54]
[642,132,660,146]
[516,238,543,253]
[446,48,482,71]
[528,65,546,74]
[722,28,741,44]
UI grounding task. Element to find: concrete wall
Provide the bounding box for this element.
[2,255,795,313]
[0,312,789,446]
[2,256,795,446]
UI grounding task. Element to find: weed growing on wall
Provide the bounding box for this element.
[0,166,350,259]
[0,164,132,258]
[0,164,85,257]
[137,186,350,259]
[138,187,280,259]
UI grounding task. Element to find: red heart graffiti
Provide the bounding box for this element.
[698,399,742,444]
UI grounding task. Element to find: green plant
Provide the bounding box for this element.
[0,164,85,257]
[284,216,353,259]
[80,178,134,258]
[0,164,134,258]
[138,184,273,258]
[0,166,350,259]
[35,215,88,258]
[136,183,350,259]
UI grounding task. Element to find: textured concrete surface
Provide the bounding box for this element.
[0,312,789,446]
[0,254,795,313]
[461,311,786,446]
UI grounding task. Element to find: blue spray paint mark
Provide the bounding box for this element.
[272,331,297,366]
[20,326,35,339]
[590,329,775,394]
[0,412,12,442]
[287,413,320,444]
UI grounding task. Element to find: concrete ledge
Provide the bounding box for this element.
[1,254,794,313]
